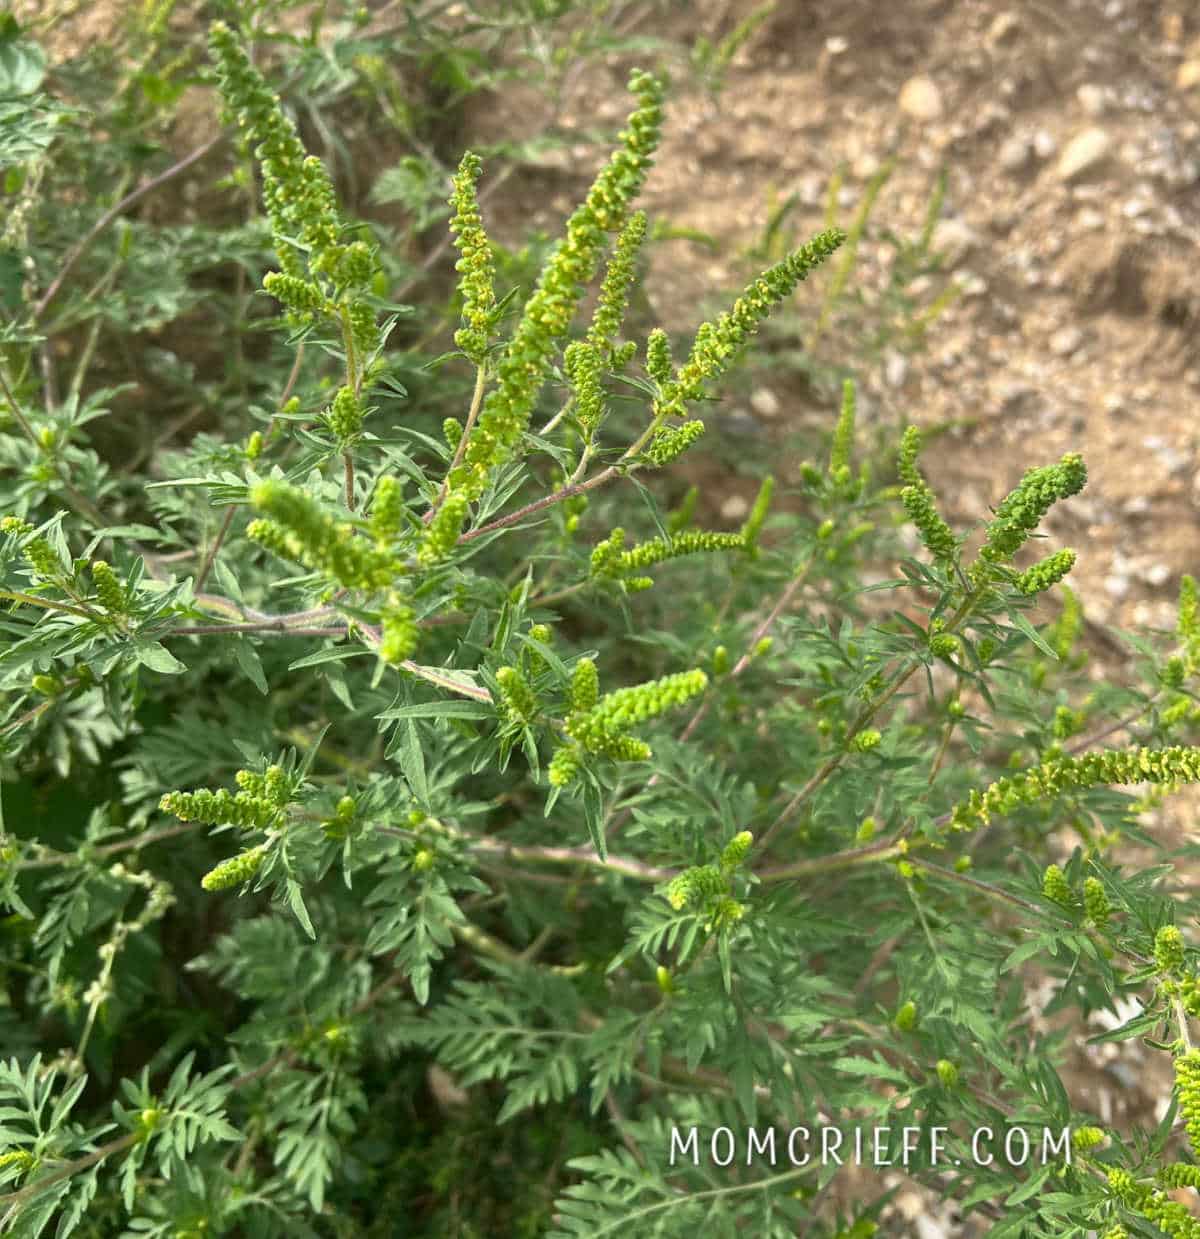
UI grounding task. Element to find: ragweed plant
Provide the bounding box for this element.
[5,12,1200,1239]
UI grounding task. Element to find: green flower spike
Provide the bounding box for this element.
[646,419,705,466]
[579,669,707,737]
[1179,574,1200,674]
[91,561,126,614]
[829,378,856,484]
[201,844,268,892]
[740,476,774,555]
[324,385,364,444]
[248,480,398,590]
[975,453,1087,569]
[570,658,599,713]
[654,228,845,421]
[452,72,665,500]
[448,151,497,364]
[1041,863,1075,909]
[547,745,581,788]
[949,745,1200,832]
[1053,583,1082,660]
[590,528,746,582]
[369,476,405,547]
[496,666,538,724]
[209,25,357,293]
[1083,877,1111,926]
[418,491,469,566]
[645,326,674,385]
[1015,547,1077,596]
[1155,925,1185,975]
[719,830,753,872]
[563,340,605,431]
[665,863,725,911]
[379,593,418,665]
[895,427,956,564]
[586,209,647,360]
[160,785,280,831]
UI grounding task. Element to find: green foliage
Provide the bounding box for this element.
[3,5,1200,1238]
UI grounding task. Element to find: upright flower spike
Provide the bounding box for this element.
[740,477,774,556]
[585,209,647,360]
[378,592,418,665]
[563,341,605,431]
[895,426,956,565]
[369,475,405,547]
[828,378,856,483]
[1175,1051,1200,1158]
[645,327,674,384]
[974,453,1088,569]
[448,151,497,364]
[495,666,538,724]
[653,227,845,421]
[451,72,665,501]
[417,491,469,566]
[1178,574,1200,674]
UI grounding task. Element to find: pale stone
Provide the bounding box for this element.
[1055,128,1112,181]
[1077,83,1106,116]
[720,495,750,521]
[749,387,781,418]
[899,75,944,121]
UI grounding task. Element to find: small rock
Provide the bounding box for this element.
[1123,496,1151,516]
[998,134,1031,172]
[885,352,909,387]
[1076,206,1105,229]
[1144,562,1173,587]
[1049,325,1084,357]
[899,75,944,121]
[1055,128,1113,181]
[1104,574,1131,599]
[1077,83,1106,116]
[1178,61,1200,92]
[720,495,750,521]
[931,217,977,268]
[985,11,1020,46]
[1032,129,1057,159]
[749,388,781,419]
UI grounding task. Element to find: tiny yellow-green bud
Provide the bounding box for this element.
[894,1000,917,1031]
[655,965,674,994]
[855,816,876,843]
[1155,925,1185,975]
[935,1059,958,1087]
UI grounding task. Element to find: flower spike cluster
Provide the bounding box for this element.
[1015,547,1076,596]
[949,745,1200,832]
[590,526,748,587]
[585,209,647,361]
[247,480,399,590]
[208,23,382,338]
[449,152,498,364]
[160,764,291,832]
[550,667,707,786]
[973,453,1087,572]
[450,72,665,501]
[653,228,845,421]
[895,426,956,564]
